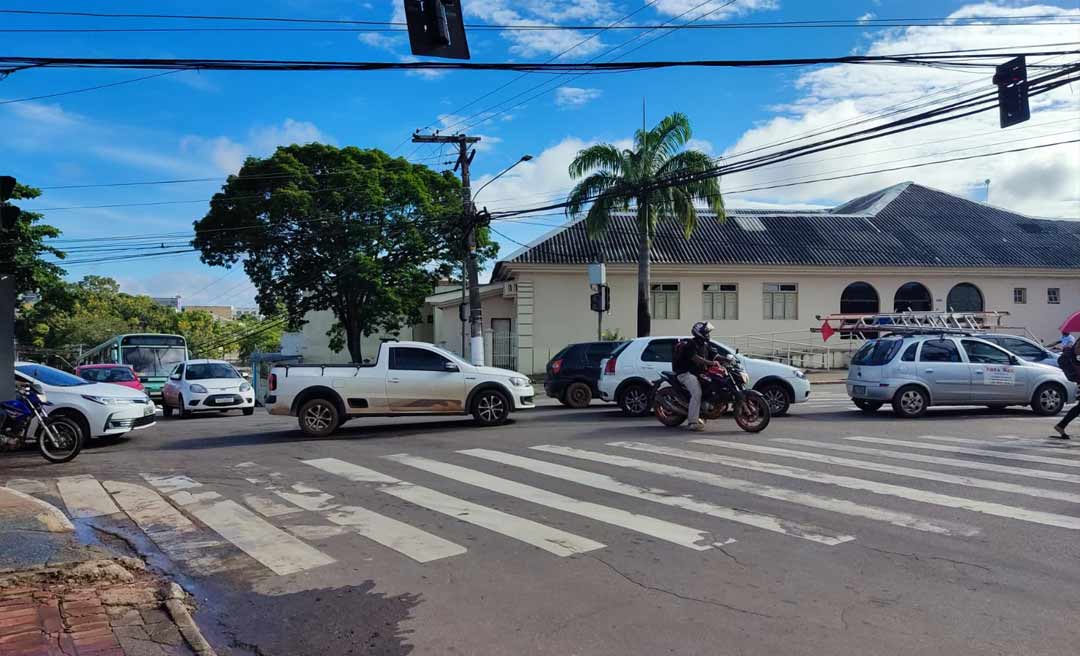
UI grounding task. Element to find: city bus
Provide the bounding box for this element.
[78,334,189,399]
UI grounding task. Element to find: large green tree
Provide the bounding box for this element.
[4,183,65,297]
[192,143,487,362]
[566,113,724,337]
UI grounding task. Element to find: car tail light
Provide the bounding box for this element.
[269,373,277,392]
[604,357,617,376]
[550,359,563,375]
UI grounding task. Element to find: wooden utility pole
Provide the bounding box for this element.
[411,132,485,365]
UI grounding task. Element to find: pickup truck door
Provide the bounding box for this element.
[386,346,467,413]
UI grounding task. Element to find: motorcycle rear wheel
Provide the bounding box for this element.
[38,417,83,463]
[654,388,687,427]
[734,393,771,433]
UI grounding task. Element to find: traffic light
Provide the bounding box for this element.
[590,285,610,313]
[993,55,1030,128]
[403,0,471,60]
[0,205,20,231]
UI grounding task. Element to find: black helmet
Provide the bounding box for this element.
[691,321,714,341]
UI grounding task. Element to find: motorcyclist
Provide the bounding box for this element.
[673,321,718,431]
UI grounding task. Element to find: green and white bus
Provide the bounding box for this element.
[79,334,189,399]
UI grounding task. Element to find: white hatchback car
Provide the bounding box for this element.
[14,361,156,441]
[598,337,811,416]
[161,359,255,417]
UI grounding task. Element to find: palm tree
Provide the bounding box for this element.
[566,112,724,337]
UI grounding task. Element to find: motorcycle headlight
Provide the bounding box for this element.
[240,382,252,392]
[793,369,806,379]
[740,371,750,384]
[37,392,47,404]
[82,395,135,405]
[188,384,208,394]
[510,377,528,387]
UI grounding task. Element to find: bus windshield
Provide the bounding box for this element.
[123,346,188,378]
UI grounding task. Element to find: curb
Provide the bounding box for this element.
[0,485,74,532]
[163,582,218,656]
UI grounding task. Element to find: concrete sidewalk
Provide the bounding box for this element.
[0,487,215,656]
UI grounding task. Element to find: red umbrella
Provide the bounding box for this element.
[1061,310,1080,333]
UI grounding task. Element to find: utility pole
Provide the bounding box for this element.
[0,176,19,402]
[411,132,485,365]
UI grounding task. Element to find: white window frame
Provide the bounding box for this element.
[1048,287,1061,305]
[1013,287,1027,304]
[763,283,798,320]
[650,283,680,320]
[703,283,738,320]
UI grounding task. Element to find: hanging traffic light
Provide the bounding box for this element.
[992,55,1030,128]
[403,0,471,60]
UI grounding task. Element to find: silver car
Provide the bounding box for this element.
[847,334,1077,418]
[977,333,1060,368]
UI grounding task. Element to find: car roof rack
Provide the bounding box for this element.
[813,311,1010,340]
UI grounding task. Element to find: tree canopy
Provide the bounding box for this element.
[4,183,65,298]
[192,143,492,361]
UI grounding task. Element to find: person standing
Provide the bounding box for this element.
[1060,330,1076,350]
[1054,343,1079,439]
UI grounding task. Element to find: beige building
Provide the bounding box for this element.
[487,183,1079,374]
[282,183,1080,373]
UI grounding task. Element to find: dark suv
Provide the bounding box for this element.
[545,341,625,408]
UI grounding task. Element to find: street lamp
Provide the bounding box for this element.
[472,154,533,202]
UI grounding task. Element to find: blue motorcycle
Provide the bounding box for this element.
[1,384,83,463]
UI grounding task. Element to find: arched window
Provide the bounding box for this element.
[947,283,984,312]
[840,282,880,314]
[894,282,932,312]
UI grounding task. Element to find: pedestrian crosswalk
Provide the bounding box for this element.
[7,430,1080,582]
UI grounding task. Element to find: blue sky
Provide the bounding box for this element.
[4,1,1078,308]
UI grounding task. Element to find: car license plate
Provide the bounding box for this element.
[853,385,866,396]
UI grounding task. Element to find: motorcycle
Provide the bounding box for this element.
[1,383,83,463]
[653,355,771,433]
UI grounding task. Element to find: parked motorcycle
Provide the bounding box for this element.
[1,383,83,463]
[653,355,771,433]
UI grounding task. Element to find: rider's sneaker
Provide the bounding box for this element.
[687,420,705,432]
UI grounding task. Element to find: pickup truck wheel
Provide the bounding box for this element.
[298,398,340,437]
[472,389,510,426]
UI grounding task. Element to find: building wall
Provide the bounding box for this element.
[431,294,516,359]
[511,266,1079,374]
[284,309,415,364]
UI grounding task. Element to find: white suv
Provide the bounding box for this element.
[598,337,811,416]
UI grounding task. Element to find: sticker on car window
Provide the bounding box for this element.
[984,365,1015,385]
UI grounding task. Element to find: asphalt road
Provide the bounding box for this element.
[2,388,1079,656]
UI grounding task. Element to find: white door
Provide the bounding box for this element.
[639,339,678,379]
[386,346,467,413]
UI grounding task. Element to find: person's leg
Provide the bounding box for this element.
[1056,402,1080,437]
[678,373,703,429]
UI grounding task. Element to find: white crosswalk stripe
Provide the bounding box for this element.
[383,453,715,550]
[918,434,1080,454]
[57,475,119,518]
[532,445,975,537]
[774,438,1080,485]
[846,437,1080,469]
[696,439,1080,504]
[463,448,850,545]
[304,457,600,558]
[615,441,1080,530]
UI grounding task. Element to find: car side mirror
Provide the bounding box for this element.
[1009,355,1020,365]
[444,362,460,372]
[170,374,180,381]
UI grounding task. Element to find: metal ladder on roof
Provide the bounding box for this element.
[814,311,1011,338]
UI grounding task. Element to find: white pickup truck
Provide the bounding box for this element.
[266,341,536,436]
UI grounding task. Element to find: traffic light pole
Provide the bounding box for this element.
[0,176,17,402]
[411,132,485,365]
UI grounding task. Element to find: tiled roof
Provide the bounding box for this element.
[494,183,1080,277]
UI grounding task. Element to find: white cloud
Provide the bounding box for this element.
[555,86,602,108]
[400,55,449,80]
[435,113,501,151]
[6,101,84,128]
[181,119,333,175]
[685,138,715,155]
[357,31,401,51]
[718,2,1080,218]
[857,12,876,23]
[473,136,592,212]
[652,0,778,19]
[464,1,617,58]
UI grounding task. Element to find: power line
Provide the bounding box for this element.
[0,70,179,105]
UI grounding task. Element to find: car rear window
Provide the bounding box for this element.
[81,367,136,383]
[608,341,631,359]
[585,342,621,364]
[851,339,903,366]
